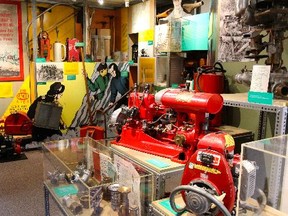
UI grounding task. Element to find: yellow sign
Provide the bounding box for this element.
[138,57,155,85]
[0,83,13,98]
[2,76,31,118]
[139,29,154,42]
[64,62,80,75]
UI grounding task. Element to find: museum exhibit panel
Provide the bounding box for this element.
[0,0,288,215]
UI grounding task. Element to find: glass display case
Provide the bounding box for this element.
[43,137,153,216]
[237,135,288,215]
[111,144,185,200]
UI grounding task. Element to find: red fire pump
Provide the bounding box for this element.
[1,112,32,135]
[110,85,263,215]
[110,84,224,164]
[169,132,240,216]
[0,112,32,157]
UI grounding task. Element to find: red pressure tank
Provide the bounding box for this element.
[193,63,226,127]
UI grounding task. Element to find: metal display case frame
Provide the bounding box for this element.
[237,135,288,215]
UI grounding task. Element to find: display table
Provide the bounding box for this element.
[111,144,185,200]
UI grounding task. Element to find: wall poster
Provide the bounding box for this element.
[217,0,250,62]
[0,1,24,81]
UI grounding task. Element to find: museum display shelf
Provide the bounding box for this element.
[221,93,288,137]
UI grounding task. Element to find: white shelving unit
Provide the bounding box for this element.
[221,93,288,137]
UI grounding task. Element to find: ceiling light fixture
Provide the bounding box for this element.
[98,0,104,5]
[125,0,129,7]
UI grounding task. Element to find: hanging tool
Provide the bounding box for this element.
[37,6,51,61]
[75,42,93,125]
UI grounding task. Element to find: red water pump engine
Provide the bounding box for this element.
[110,85,242,215]
[110,85,225,164]
[0,112,33,157]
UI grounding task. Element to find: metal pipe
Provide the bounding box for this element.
[272,83,288,97]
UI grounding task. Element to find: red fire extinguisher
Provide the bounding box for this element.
[194,62,226,93]
[38,31,51,61]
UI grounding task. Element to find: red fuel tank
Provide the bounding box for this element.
[155,88,223,114]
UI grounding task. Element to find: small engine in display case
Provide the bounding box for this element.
[43,137,153,215]
[236,135,288,215]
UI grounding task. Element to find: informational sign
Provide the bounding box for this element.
[248,65,273,105]
[250,65,271,92]
[2,77,31,118]
[0,1,24,81]
[114,154,141,213]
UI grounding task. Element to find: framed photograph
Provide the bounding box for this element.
[0,1,24,81]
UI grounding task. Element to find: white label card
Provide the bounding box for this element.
[250,65,271,92]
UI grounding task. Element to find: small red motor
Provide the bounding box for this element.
[4,112,32,135]
[170,132,237,215]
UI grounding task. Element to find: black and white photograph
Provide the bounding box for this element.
[217,0,251,62]
[36,62,64,82]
